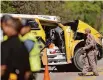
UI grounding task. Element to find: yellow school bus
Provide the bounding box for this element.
[1,14,103,72]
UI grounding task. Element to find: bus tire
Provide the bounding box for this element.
[73,47,84,71]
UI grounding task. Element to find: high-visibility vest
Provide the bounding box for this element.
[2,33,44,72]
[19,32,45,72]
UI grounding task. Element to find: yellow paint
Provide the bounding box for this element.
[61,20,102,62]
[31,18,45,41]
[9,73,17,80]
[75,76,96,80]
[77,20,102,45]
[58,23,72,63]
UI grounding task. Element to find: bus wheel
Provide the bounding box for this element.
[73,48,84,71]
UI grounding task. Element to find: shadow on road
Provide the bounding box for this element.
[54,63,80,72]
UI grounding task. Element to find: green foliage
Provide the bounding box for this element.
[1,1,16,13]
[99,24,103,33]
[1,1,103,33]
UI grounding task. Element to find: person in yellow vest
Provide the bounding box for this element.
[20,19,45,79]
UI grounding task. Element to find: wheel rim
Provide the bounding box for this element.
[74,48,84,71]
[76,53,83,71]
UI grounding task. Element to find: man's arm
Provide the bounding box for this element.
[24,40,34,52]
[83,42,94,50]
[83,34,96,50]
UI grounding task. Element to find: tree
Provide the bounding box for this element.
[1,1,103,33]
[1,1,16,13]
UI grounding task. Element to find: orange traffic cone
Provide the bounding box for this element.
[43,65,50,80]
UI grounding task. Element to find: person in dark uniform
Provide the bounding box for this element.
[79,28,99,76]
[1,15,31,80]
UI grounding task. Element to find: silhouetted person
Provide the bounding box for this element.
[1,15,31,80]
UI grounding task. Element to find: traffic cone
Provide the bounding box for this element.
[43,65,50,80]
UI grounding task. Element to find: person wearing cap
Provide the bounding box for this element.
[78,28,99,76]
[20,19,45,79]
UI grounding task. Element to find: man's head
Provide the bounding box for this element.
[1,15,22,36]
[85,28,91,34]
[20,19,31,35]
[1,15,13,29]
[20,26,31,35]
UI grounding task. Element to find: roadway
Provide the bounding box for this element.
[35,58,103,80]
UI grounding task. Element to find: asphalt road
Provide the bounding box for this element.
[34,64,103,80]
[35,58,103,80]
[36,72,103,80]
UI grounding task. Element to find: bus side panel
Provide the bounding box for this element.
[35,19,48,65]
[77,20,102,45]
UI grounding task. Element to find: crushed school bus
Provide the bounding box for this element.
[1,14,103,71]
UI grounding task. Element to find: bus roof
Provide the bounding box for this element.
[0,13,60,22]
